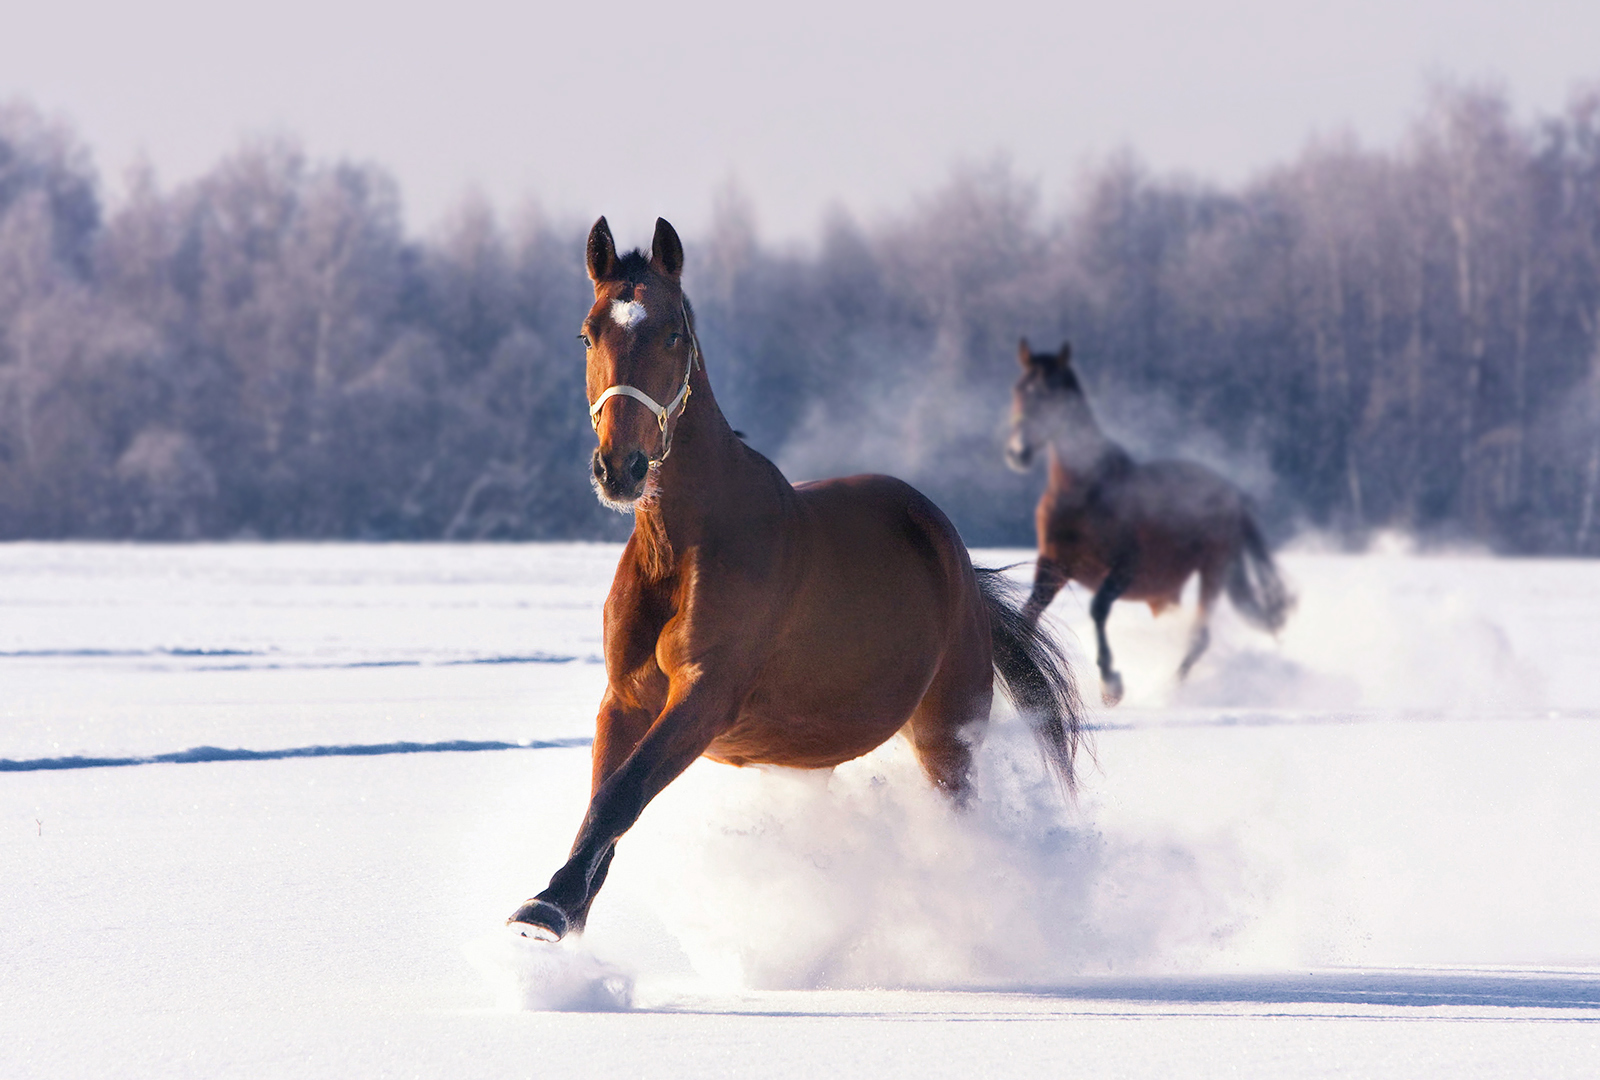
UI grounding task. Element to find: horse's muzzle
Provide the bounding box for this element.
[592,447,651,505]
[1005,441,1034,473]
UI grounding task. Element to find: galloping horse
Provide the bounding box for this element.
[507,219,1083,942]
[1006,340,1291,706]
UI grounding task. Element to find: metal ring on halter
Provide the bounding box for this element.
[586,299,702,462]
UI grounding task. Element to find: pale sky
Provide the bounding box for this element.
[4,0,1597,245]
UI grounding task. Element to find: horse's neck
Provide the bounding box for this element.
[1047,423,1131,491]
[632,371,773,575]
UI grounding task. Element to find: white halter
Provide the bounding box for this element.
[587,298,702,461]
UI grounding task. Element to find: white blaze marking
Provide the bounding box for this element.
[610,300,647,328]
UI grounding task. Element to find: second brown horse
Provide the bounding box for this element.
[508,219,1083,942]
[1007,339,1292,705]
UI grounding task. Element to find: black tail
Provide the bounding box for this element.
[975,567,1086,796]
[1227,515,1293,633]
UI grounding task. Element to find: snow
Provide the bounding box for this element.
[3,542,1599,1077]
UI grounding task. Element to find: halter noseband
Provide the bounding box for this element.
[587,298,702,462]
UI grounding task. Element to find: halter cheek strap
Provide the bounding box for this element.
[587,300,702,462]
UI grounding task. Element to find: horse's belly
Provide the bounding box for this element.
[1121,567,1194,605]
[705,713,909,770]
[706,667,931,769]
[1052,523,1199,604]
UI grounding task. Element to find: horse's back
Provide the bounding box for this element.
[794,473,972,576]
[788,473,980,642]
[1125,459,1248,532]
[1115,460,1250,596]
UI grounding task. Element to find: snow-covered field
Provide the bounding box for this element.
[4,542,1598,1077]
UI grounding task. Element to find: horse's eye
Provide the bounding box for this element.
[667,333,681,347]
[578,334,592,348]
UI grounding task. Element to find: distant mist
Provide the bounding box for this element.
[2,82,1599,551]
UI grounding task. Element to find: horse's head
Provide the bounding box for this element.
[1006,338,1089,472]
[581,216,699,511]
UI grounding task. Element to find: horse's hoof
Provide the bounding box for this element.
[1101,674,1125,707]
[506,898,568,942]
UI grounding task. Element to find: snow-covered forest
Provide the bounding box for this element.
[3,83,1600,550]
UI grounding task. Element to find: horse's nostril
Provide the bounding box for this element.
[625,450,649,485]
[591,450,607,482]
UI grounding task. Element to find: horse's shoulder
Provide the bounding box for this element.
[604,548,676,633]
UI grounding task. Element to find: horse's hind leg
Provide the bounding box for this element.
[1090,570,1131,706]
[1177,570,1223,680]
[907,637,993,805]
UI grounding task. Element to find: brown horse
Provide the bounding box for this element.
[507,218,1083,942]
[1006,340,1292,706]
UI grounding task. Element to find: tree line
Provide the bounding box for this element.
[2,83,1599,551]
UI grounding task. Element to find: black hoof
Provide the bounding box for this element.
[506,898,569,942]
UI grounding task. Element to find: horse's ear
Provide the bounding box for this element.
[1058,341,1073,367]
[650,217,684,280]
[586,217,618,283]
[1018,338,1033,369]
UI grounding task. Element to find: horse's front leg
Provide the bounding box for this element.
[543,692,654,935]
[507,682,740,941]
[1022,556,1070,625]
